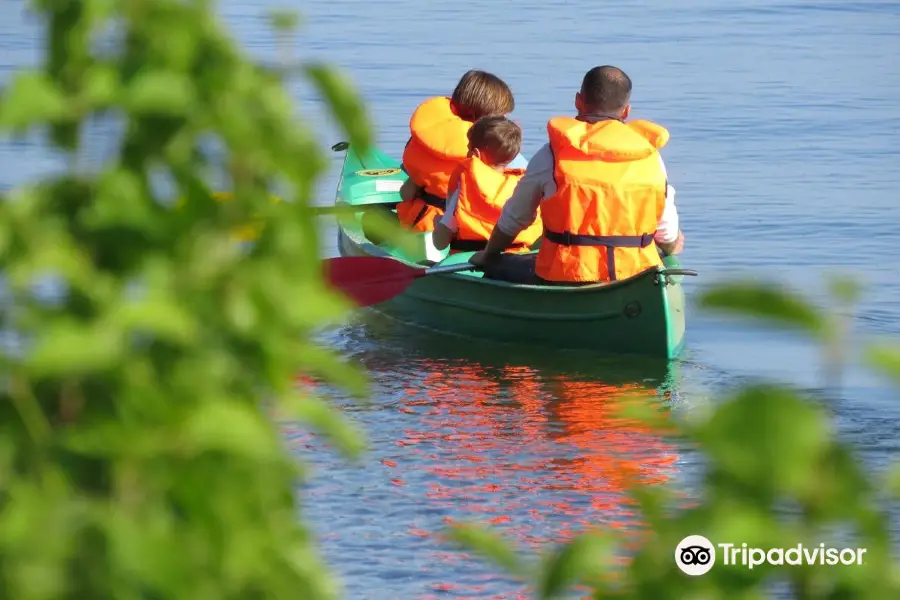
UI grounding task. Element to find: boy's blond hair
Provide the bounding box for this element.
[451,70,515,122]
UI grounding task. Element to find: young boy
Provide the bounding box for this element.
[396,70,527,233]
[431,116,543,254]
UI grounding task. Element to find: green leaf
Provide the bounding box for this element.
[0,71,68,130]
[89,168,156,230]
[627,483,672,528]
[304,63,371,152]
[291,343,369,398]
[26,320,124,376]
[698,281,824,335]
[112,294,199,345]
[537,533,614,599]
[0,475,74,599]
[864,342,900,386]
[268,9,302,32]
[827,273,862,305]
[7,235,101,297]
[223,285,259,334]
[105,505,183,592]
[693,384,831,498]
[149,19,200,71]
[182,401,283,460]
[444,522,528,579]
[125,70,195,117]
[886,462,900,499]
[352,206,423,259]
[82,65,119,108]
[610,393,675,435]
[280,392,366,458]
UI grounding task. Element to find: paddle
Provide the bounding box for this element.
[324,254,699,307]
[322,255,478,307]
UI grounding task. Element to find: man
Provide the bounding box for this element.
[469,65,685,285]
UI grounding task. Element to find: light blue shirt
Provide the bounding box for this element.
[508,153,529,169]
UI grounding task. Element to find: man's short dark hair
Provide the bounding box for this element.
[580,66,632,113]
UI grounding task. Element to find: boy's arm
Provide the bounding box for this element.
[399,178,421,203]
[431,188,460,250]
[431,222,453,250]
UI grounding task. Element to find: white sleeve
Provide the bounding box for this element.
[495,144,554,237]
[653,154,680,244]
[437,188,460,233]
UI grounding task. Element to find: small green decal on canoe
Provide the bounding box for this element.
[357,168,401,177]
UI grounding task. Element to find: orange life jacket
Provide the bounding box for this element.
[397,96,471,232]
[535,116,669,283]
[446,156,543,254]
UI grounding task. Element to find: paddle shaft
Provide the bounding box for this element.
[422,262,480,277]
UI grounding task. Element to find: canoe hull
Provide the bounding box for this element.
[331,144,688,359]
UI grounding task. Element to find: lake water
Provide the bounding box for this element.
[2,0,899,597]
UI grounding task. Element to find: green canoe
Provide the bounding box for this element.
[329,142,694,359]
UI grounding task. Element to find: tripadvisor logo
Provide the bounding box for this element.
[674,535,867,576]
[675,535,716,576]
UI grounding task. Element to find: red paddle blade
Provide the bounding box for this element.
[322,256,423,307]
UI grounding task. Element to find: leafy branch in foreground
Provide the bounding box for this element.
[0,1,373,598]
[447,279,900,599]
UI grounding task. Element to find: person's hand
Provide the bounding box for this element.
[398,178,421,203]
[469,250,489,268]
[671,230,685,254]
[659,230,685,256]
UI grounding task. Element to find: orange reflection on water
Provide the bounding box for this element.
[544,378,678,507]
[395,359,679,557]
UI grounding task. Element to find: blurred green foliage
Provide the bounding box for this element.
[448,281,900,598]
[0,1,373,598]
[1,1,898,600]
